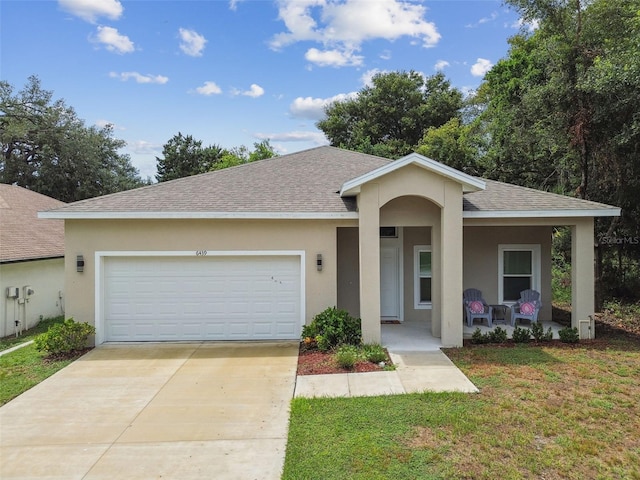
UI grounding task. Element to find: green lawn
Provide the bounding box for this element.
[0,316,82,406]
[0,315,65,350]
[283,332,640,479]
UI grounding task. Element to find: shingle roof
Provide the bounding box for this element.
[43,146,390,216]
[463,179,618,216]
[40,146,619,219]
[0,185,65,263]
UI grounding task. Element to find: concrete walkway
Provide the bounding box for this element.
[294,320,478,398]
[0,342,299,480]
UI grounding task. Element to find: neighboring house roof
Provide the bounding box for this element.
[39,146,620,220]
[0,184,65,263]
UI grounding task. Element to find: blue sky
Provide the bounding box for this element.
[1,0,530,179]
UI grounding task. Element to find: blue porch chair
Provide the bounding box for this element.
[463,288,493,327]
[510,289,541,326]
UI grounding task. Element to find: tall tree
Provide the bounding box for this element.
[155,133,224,182]
[317,71,463,158]
[1,76,145,202]
[480,0,640,300]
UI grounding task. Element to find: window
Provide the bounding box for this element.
[498,245,540,304]
[414,245,432,309]
[380,226,398,238]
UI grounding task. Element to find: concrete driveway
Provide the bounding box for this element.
[0,342,299,480]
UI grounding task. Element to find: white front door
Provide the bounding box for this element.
[380,246,400,319]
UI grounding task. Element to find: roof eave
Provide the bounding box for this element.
[463,208,621,218]
[38,211,360,220]
[340,152,485,197]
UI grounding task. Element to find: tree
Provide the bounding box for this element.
[317,71,463,158]
[1,76,145,202]
[416,118,486,176]
[155,133,224,182]
[479,0,640,301]
[156,136,278,179]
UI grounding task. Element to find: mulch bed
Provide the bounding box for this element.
[43,347,93,363]
[297,344,393,375]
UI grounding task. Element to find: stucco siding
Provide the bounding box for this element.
[463,226,553,321]
[64,219,356,338]
[402,227,431,322]
[336,227,360,317]
[0,258,64,337]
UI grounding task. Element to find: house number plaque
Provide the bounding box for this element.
[195,250,208,256]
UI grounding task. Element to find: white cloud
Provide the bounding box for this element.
[95,119,125,130]
[255,130,328,145]
[193,81,222,95]
[58,0,123,23]
[379,49,392,60]
[229,0,244,10]
[434,60,450,71]
[270,0,440,66]
[129,140,161,155]
[109,72,169,84]
[93,26,134,54]
[305,47,363,67]
[512,17,540,32]
[471,58,493,77]
[290,92,358,120]
[178,28,207,57]
[361,68,387,87]
[231,84,265,98]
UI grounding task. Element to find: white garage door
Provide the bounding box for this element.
[103,255,302,342]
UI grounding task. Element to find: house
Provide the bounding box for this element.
[1,184,66,338]
[40,146,620,347]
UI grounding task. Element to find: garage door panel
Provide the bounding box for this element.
[104,256,301,342]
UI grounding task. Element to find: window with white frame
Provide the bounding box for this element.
[498,244,541,304]
[414,245,432,309]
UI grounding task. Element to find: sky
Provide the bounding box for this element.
[1,0,531,180]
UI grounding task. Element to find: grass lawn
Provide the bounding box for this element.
[0,316,84,406]
[283,330,640,479]
[0,315,65,350]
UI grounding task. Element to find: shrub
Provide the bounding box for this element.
[558,326,580,343]
[302,307,361,350]
[531,322,554,341]
[362,343,387,363]
[34,318,95,355]
[488,326,508,343]
[471,328,488,344]
[512,326,531,343]
[335,345,360,369]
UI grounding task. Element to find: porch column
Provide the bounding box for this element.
[440,181,463,347]
[571,218,595,338]
[358,183,381,343]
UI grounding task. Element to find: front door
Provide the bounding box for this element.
[380,246,400,319]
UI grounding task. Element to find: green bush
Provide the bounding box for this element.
[34,318,95,355]
[558,326,580,343]
[302,307,361,350]
[531,322,554,341]
[512,326,531,343]
[363,343,387,363]
[335,345,360,370]
[488,326,508,343]
[471,328,489,344]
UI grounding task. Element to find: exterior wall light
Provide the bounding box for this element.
[76,255,85,273]
[316,254,323,271]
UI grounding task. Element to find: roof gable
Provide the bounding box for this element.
[340,152,486,197]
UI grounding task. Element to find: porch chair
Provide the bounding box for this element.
[510,289,541,326]
[463,288,493,327]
